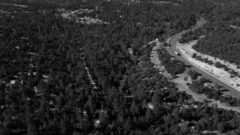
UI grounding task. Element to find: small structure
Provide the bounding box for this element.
[83,110,87,116]
[128,48,133,55]
[147,103,154,110]
[94,119,101,128]
[10,80,16,85]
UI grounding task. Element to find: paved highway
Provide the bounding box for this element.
[167,18,240,98]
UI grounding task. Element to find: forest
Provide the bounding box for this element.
[1,0,240,135]
[178,0,240,66]
[194,27,240,65]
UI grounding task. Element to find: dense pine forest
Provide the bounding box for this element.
[1,0,240,135]
[179,0,240,65]
[194,27,240,65]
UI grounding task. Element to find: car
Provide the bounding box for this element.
[175,51,181,56]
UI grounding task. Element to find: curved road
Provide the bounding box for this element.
[168,18,240,98]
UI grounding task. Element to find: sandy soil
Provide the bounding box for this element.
[0,10,10,14]
[172,72,207,102]
[230,25,240,29]
[173,71,240,113]
[149,40,172,79]
[151,42,240,112]
[183,40,240,75]
[58,8,108,25]
[79,48,98,89]
[166,18,240,113]
[0,3,28,8]
[151,1,179,6]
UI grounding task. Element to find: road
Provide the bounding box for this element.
[78,47,98,90]
[167,18,240,99]
[165,17,240,113]
[149,33,240,112]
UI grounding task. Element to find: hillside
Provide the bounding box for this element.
[194,27,240,65]
[1,0,240,135]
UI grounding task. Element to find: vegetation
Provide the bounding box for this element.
[1,0,240,135]
[194,27,240,65]
[188,70,240,107]
[179,30,199,43]
[157,49,185,76]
